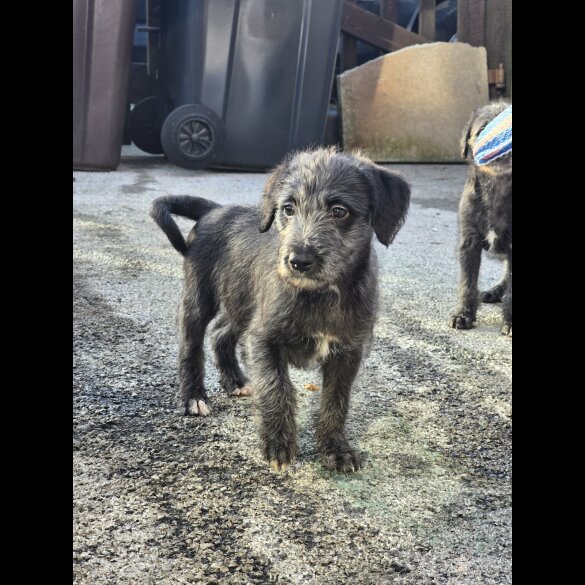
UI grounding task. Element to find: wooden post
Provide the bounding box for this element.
[418,0,436,41]
[484,0,512,98]
[341,0,358,72]
[380,0,398,23]
[457,0,486,46]
[380,0,398,66]
[458,0,512,98]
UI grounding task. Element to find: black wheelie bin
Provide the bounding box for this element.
[129,0,344,170]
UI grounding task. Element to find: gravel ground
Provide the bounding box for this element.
[73,149,511,585]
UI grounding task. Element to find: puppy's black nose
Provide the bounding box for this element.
[289,248,316,273]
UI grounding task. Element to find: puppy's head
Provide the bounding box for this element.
[259,148,410,290]
[461,101,512,172]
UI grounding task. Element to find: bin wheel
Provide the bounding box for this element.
[160,104,225,169]
[129,96,173,154]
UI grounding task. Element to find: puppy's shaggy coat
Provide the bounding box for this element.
[451,101,512,336]
[151,148,410,471]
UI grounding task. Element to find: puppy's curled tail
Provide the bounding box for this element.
[150,195,220,255]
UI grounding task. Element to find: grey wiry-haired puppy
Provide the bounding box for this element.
[450,101,512,336]
[150,148,410,472]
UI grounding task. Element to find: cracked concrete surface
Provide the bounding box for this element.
[73,148,511,585]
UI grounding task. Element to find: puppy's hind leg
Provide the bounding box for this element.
[501,252,512,337]
[316,348,364,473]
[178,289,217,417]
[480,260,510,303]
[211,315,251,397]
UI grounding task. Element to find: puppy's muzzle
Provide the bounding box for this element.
[288,246,316,274]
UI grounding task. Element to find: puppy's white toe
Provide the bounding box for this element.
[197,400,211,416]
[232,384,253,397]
[187,399,211,416]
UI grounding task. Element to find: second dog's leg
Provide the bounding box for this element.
[211,316,251,396]
[451,236,482,330]
[249,337,297,471]
[317,348,363,472]
[501,251,512,337]
[480,259,510,303]
[178,292,216,417]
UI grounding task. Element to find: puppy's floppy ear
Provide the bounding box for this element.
[460,112,474,159]
[259,156,292,232]
[363,163,411,247]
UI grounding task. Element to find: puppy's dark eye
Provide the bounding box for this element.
[284,204,295,217]
[332,207,347,219]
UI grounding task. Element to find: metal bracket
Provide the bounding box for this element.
[488,63,506,95]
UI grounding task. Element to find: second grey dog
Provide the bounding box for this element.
[450,101,512,336]
[150,148,410,472]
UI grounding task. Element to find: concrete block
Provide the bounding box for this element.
[338,42,489,162]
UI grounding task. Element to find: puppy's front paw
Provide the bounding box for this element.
[186,399,212,417]
[450,313,475,330]
[232,384,253,397]
[269,459,290,472]
[262,440,297,472]
[501,323,512,337]
[321,448,363,473]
